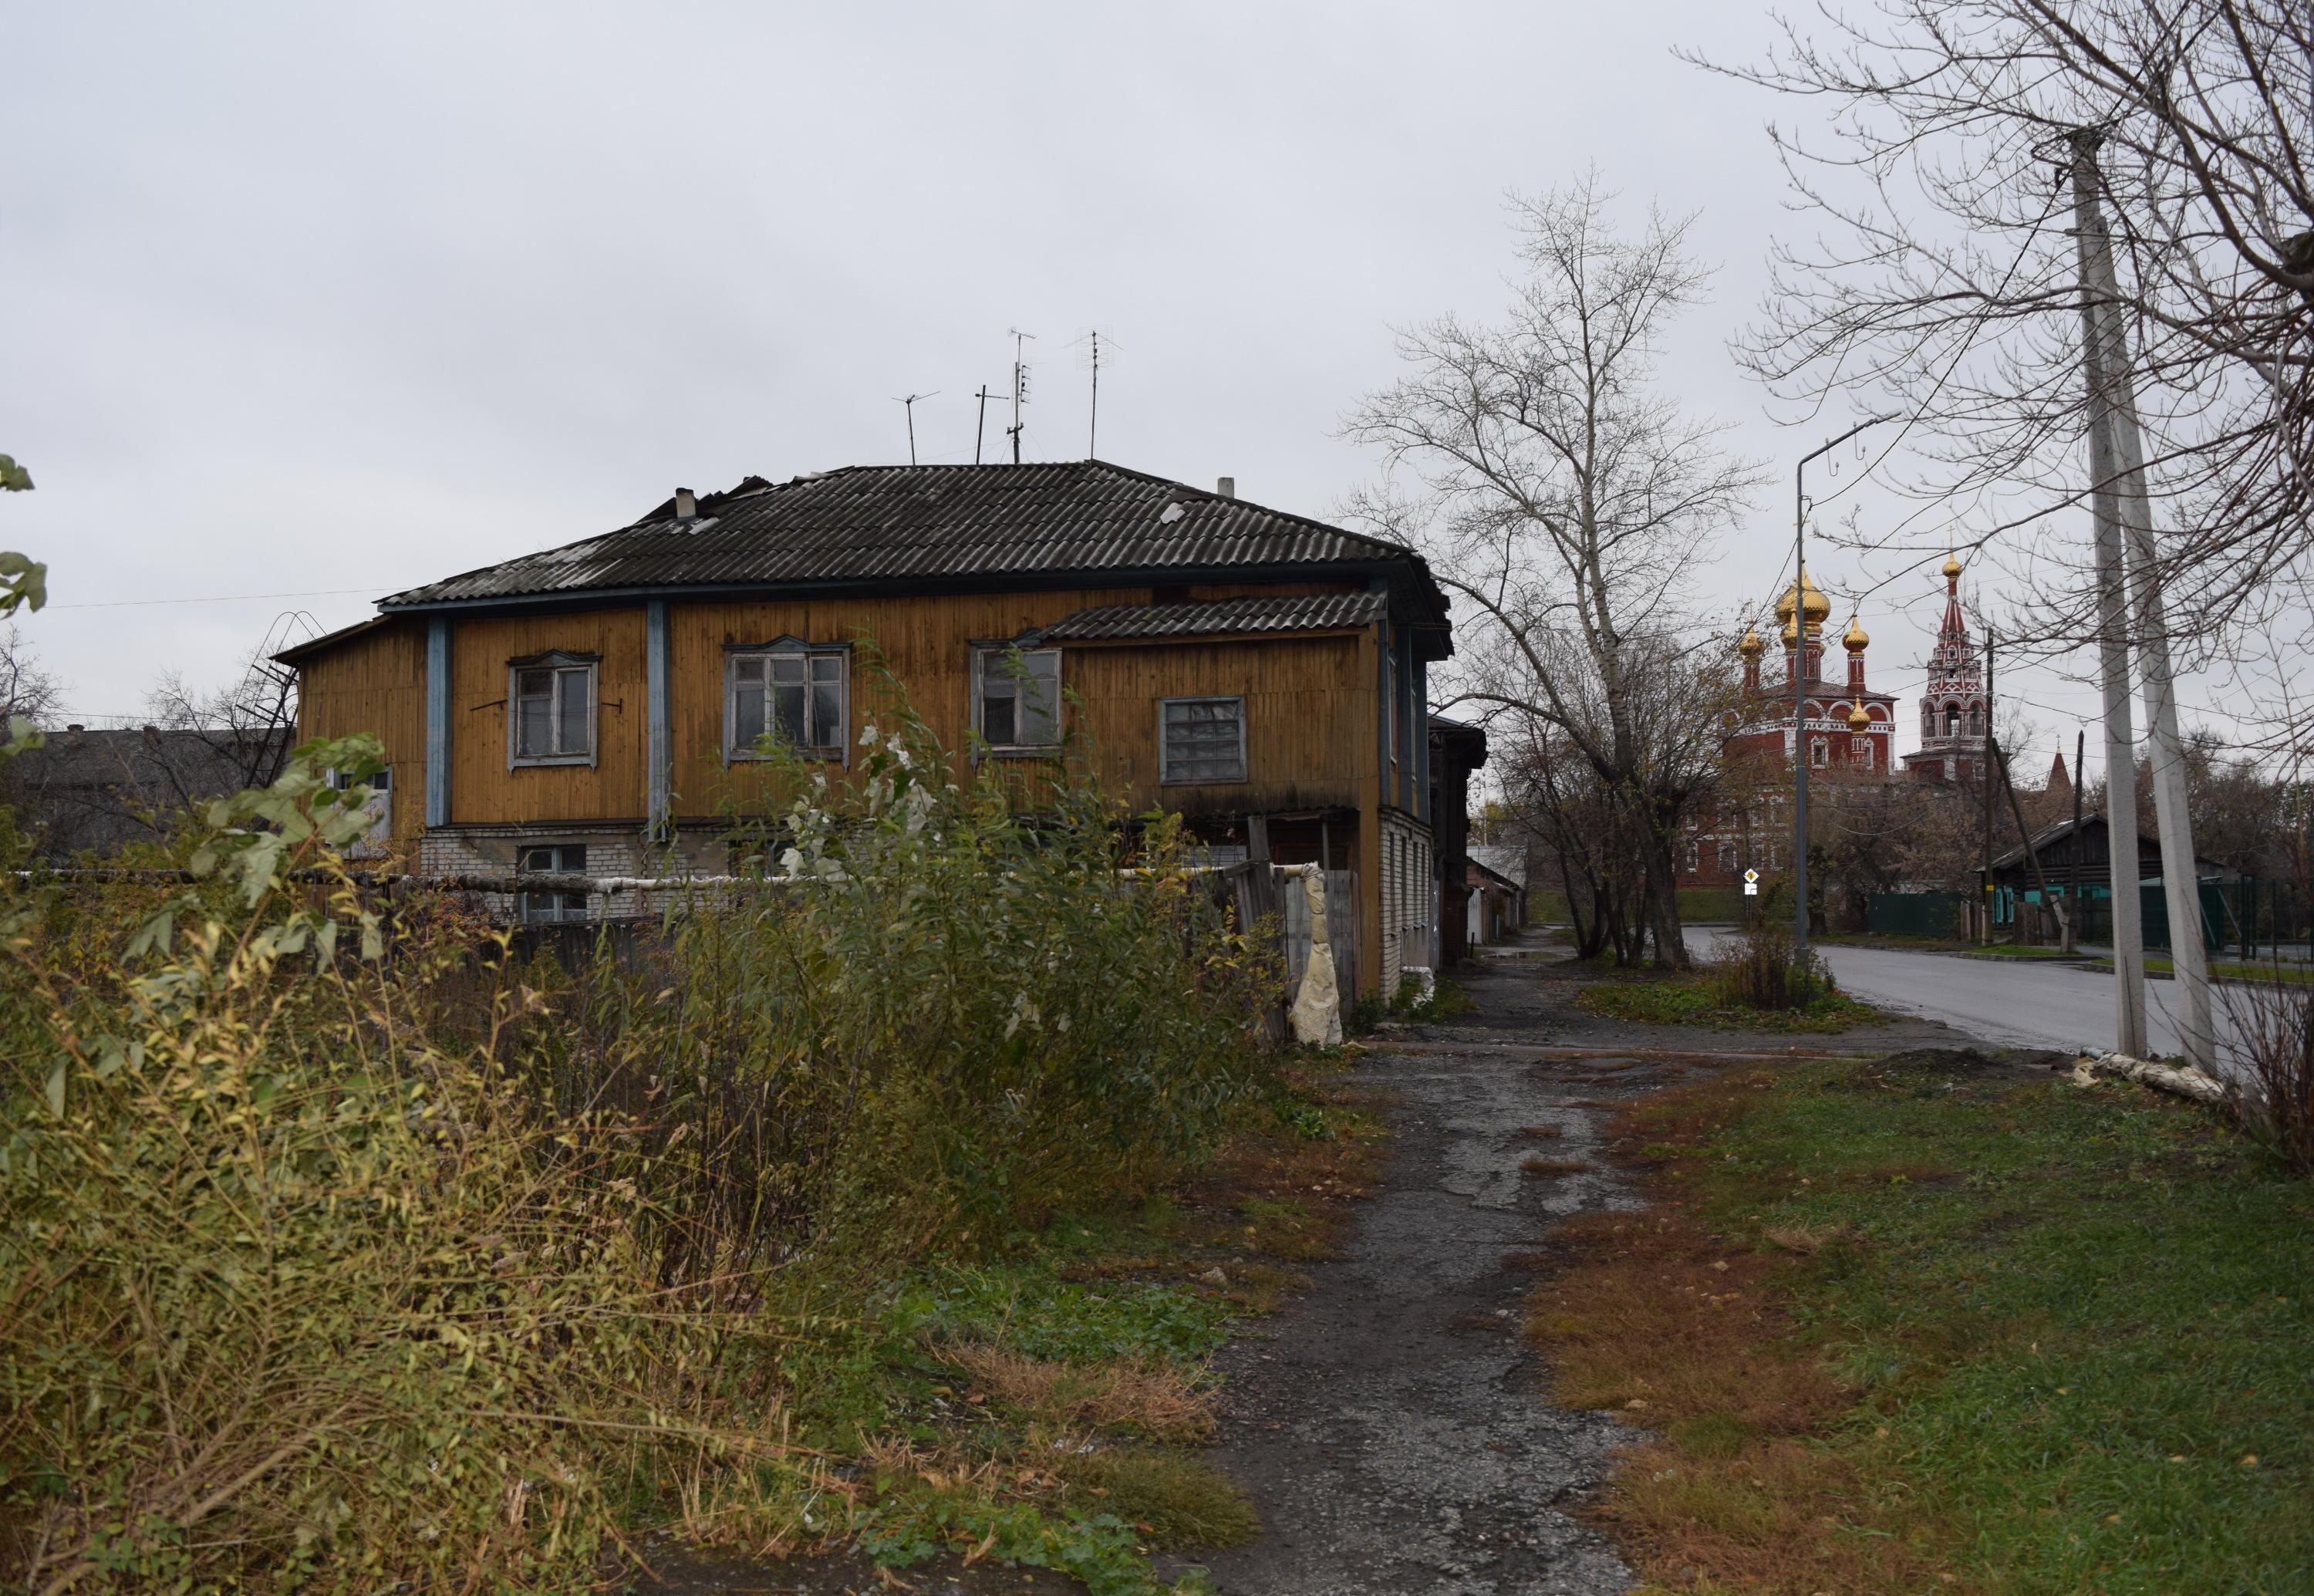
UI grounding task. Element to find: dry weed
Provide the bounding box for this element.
[941,1346,1216,1444]
[1521,1156,1593,1177]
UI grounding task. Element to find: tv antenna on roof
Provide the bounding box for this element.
[891,390,939,467]
[1072,329,1121,457]
[1006,327,1036,465]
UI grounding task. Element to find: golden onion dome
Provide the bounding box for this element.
[1738,625,1765,660]
[1774,565,1833,629]
[1843,613,1870,653]
[1847,703,1872,731]
[1942,551,1965,581]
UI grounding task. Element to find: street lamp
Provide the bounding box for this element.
[1791,415,1898,960]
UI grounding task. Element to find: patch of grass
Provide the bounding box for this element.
[1055,1446,1260,1550]
[1530,1058,2314,1594]
[1574,973,1891,1033]
[940,1346,1216,1443]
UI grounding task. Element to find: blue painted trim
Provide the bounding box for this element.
[425,617,451,828]
[646,599,671,836]
[1414,656,1431,825]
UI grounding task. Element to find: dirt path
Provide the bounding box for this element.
[1171,944,1948,1595]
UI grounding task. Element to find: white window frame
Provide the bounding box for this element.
[1810,736,1830,768]
[972,645,1064,753]
[508,653,598,768]
[724,640,848,762]
[324,764,393,857]
[518,842,590,924]
[1159,695,1248,786]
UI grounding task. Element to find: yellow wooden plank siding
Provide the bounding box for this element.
[450,609,652,825]
[292,619,428,850]
[666,588,1132,816]
[1062,634,1371,818]
[292,585,1381,893]
[662,587,1374,821]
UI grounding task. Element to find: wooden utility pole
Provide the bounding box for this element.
[974,385,996,467]
[1994,735,2066,947]
[2068,130,2153,1058]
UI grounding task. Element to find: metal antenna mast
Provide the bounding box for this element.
[974,385,997,466]
[1006,328,1036,465]
[1074,329,1121,457]
[892,391,939,467]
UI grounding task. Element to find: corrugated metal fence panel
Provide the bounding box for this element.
[1867,892,1964,940]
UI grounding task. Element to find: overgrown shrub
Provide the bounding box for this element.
[0,678,1279,1591]
[1707,923,1837,1012]
[514,677,1279,1285]
[0,738,767,1593]
[2221,977,2314,1177]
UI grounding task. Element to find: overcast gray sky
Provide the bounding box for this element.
[3,0,2158,778]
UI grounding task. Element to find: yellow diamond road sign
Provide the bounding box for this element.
[1743,869,1759,882]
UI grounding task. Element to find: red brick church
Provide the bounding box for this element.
[1678,558,1987,892]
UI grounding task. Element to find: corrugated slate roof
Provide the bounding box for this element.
[1039,590,1386,643]
[382,461,1432,610]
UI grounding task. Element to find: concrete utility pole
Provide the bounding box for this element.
[1982,630,1996,942]
[2067,729,2085,955]
[1791,414,1894,960]
[2069,130,2212,1068]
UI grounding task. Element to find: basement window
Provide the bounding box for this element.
[974,646,1061,750]
[519,842,589,924]
[511,654,597,766]
[728,646,847,760]
[1159,696,1246,785]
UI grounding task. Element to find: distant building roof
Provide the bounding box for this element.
[0,726,282,859]
[359,461,1449,652]
[1469,842,1527,889]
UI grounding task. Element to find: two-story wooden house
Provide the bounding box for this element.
[278,461,1460,997]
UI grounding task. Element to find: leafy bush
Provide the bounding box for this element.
[0,674,1281,1591]
[1708,922,1837,1011]
[0,737,757,1593]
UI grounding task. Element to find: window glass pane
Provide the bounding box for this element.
[1163,699,1243,782]
[808,679,842,747]
[1018,651,1060,744]
[732,675,766,750]
[556,667,591,755]
[771,655,806,685]
[774,680,807,745]
[517,694,550,758]
[983,692,1017,746]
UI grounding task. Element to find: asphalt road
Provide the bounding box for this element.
[1686,926,2220,1058]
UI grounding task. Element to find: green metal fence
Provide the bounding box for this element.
[1867,892,1965,940]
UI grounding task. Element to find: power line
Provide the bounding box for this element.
[47,586,386,610]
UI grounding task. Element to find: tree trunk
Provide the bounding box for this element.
[1634,822,1688,970]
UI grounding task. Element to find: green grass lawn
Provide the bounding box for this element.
[1574,971,1893,1034]
[1641,1059,2314,1594]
